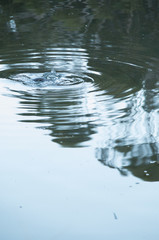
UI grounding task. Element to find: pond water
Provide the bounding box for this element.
[0,1,159,239]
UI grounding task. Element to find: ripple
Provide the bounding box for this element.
[106,57,145,69]
[8,85,97,147]
[0,47,97,88]
[8,71,94,88]
[1,45,159,156]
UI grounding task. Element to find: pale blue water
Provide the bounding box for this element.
[0,1,159,239]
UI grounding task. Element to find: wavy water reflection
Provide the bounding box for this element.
[1,44,159,180]
[1,39,159,178]
[10,84,97,147]
[95,65,159,181]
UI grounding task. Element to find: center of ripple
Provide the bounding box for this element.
[9,71,94,88]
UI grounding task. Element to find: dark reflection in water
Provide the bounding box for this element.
[96,142,159,182]
[1,0,159,180]
[96,64,159,182]
[10,84,97,147]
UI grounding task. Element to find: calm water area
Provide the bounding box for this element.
[0,0,159,239]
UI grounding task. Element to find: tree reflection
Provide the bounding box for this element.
[1,0,159,48]
[12,86,97,147]
[95,67,159,182]
[96,141,159,181]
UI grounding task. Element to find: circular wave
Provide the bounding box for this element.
[0,47,97,88]
[1,45,159,150]
[8,71,94,88]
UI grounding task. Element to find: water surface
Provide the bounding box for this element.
[0,1,159,239]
